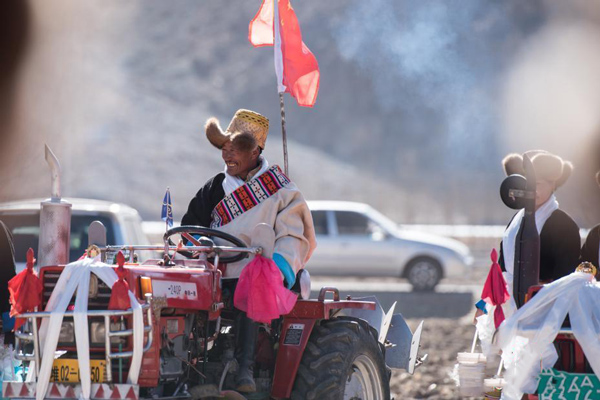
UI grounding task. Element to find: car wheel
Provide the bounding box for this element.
[405,257,442,291]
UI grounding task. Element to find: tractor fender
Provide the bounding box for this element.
[337,296,425,374]
[270,297,377,399]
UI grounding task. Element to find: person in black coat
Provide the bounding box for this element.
[475,151,580,319]
[580,171,600,269]
[498,151,580,282]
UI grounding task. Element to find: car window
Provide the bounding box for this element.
[0,213,116,263]
[310,210,328,235]
[335,211,372,235]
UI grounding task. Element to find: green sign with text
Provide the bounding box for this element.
[537,369,600,400]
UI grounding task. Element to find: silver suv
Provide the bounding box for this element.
[307,201,473,291]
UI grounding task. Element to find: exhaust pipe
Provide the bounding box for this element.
[37,145,72,268]
[45,144,61,201]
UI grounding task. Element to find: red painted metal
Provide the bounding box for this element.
[285,299,375,320]
[110,386,121,399]
[18,384,28,397]
[4,383,13,398]
[94,385,105,399]
[271,318,317,398]
[125,387,138,400]
[65,386,76,398]
[270,298,376,399]
[126,266,218,311]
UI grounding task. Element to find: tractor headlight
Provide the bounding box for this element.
[299,269,311,300]
[58,321,75,343]
[90,321,124,345]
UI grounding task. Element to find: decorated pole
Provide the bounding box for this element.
[248,0,320,177]
[161,188,174,258]
[279,92,289,175]
[273,0,289,175]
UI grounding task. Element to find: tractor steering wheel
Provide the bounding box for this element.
[163,225,248,264]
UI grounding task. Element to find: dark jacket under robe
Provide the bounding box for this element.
[181,173,226,227]
[499,209,581,282]
[580,224,600,269]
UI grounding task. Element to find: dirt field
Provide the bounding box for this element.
[390,318,482,399]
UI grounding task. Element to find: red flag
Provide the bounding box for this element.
[480,248,510,329]
[8,248,43,330]
[249,0,320,107]
[108,252,133,311]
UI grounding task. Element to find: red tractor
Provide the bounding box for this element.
[3,222,424,400]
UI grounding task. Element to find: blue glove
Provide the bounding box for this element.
[273,253,295,289]
[475,299,488,314]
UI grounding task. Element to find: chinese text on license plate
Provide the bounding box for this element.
[50,359,106,383]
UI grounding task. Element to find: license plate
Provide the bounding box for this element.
[50,359,106,383]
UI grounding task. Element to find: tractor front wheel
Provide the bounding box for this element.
[290,317,390,400]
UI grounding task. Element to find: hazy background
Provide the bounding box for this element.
[1,0,600,226]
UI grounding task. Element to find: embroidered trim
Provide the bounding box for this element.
[210,165,290,228]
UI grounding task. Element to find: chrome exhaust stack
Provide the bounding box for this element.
[37,145,72,268]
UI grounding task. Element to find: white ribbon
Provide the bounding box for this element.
[497,272,600,399]
[33,257,144,400]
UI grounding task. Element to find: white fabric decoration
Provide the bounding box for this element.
[475,303,496,356]
[501,195,559,316]
[273,1,286,93]
[496,272,600,400]
[32,257,144,400]
[222,156,269,195]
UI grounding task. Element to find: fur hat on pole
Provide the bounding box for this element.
[502,150,573,188]
[205,109,269,150]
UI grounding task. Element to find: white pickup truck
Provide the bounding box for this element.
[0,198,150,272]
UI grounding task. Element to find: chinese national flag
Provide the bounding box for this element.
[249,0,320,107]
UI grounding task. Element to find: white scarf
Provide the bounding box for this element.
[497,272,600,400]
[222,156,269,195]
[502,194,559,298]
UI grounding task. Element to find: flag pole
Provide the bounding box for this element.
[279,92,289,176]
[165,187,170,234]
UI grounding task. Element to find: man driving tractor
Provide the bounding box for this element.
[181,109,317,393]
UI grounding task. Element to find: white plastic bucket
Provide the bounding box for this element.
[456,352,486,397]
[483,377,505,392]
[457,352,487,363]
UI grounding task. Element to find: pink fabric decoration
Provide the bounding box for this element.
[481,248,511,328]
[234,255,298,323]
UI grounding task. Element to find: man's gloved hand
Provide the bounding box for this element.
[273,253,295,289]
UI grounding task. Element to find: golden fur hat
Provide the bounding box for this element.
[502,150,573,188]
[205,109,269,150]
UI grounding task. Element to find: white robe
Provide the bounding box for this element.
[213,179,316,279]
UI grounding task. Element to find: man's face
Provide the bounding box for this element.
[535,179,555,209]
[221,141,259,178]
